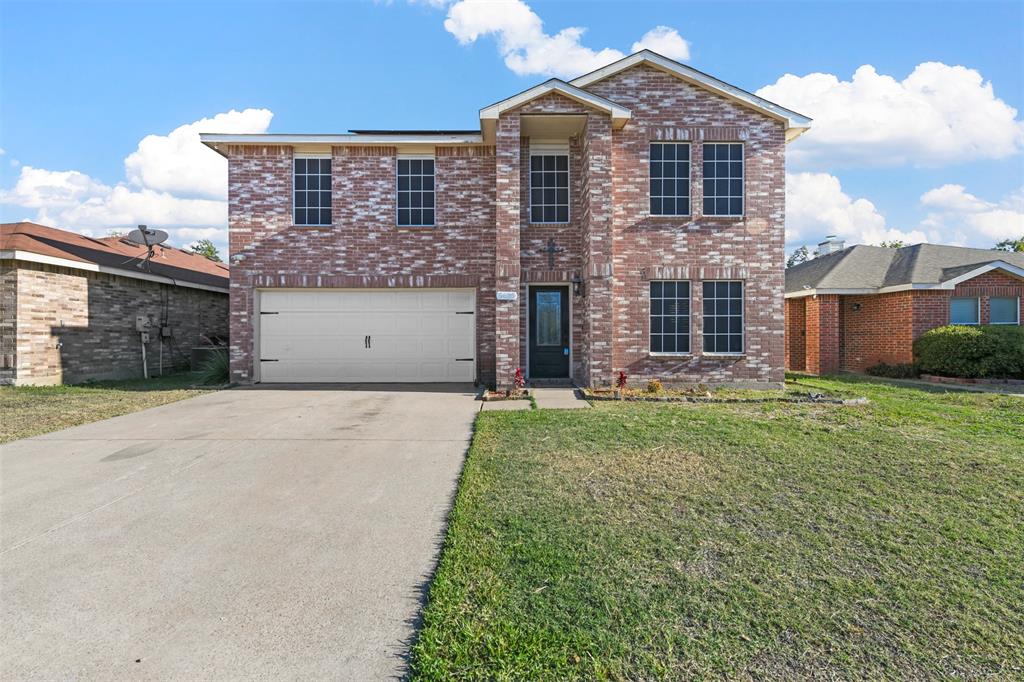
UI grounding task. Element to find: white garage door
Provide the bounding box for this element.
[258,289,475,383]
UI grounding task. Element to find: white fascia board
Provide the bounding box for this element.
[2,250,229,294]
[570,50,812,142]
[200,132,485,155]
[784,288,877,298]
[479,79,632,128]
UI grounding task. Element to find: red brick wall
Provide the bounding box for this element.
[784,297,806,371]
[952,270,1023,324]
[804,295,840,375]
[839,291,914,371]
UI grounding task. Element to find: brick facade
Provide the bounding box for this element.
[0,260,228,385]
[786,269,1024,374]
[222,60,791,388]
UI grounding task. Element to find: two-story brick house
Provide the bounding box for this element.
[201,50,810,389]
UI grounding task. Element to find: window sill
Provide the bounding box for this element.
[529,222,571,227]
[294,224,333,228]
[702,352,745,357]
[699,215,745,220]
[396,225,436,230]
[649,352,692,357]
[647,214,692,219]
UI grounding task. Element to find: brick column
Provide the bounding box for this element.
[494,114,522,390]
[805,294,840,375]
[582,114,614,387]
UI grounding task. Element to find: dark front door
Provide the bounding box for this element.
[529,286,570,378]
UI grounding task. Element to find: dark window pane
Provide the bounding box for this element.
[411,176,422,191]
[531,156,542,171]
[294,208,307,225]
[730,199,742,215]
[397,159,409,175]
[397,209,410,225]
[398,193,410,208]
[320,191,331,208]
[410,159,422,174]
[544,188,555,204]
[679,199,690,215]
[556,189,568,204]
[676,161,688,178]
[411,209,423,225]
[678,334,690,353]
[652,299,663,315]
[423,193,434,208]
[729,317,742,333]
[703,198,714,215]
[729,335,742,353]
[556,155,567,171]
[422,159,433,174]
[422,209,434,225]
[651,162,663,179]
[651,144,663,161]
[663,281,675,298]
[662,335,676,353]
[294,158,306,173]
[423,175,434,190]
[650,198,662,215]
[663,198,676,215]
[650,281,662,298]
[411,193,421,208]
[717,198,729,215]
[531,206,543,222]
[306,175,318,191]
[663,316,676,333]
[544,206,556,223]
[556,206,568,223]
[531,188,543,205]
[295,175,306,190]
[544,156,555,171]
[730,179,742,196]
[651,335,662,352]
[650,179,662,197]
[704,145,716,161]
[663,144,676,161]
[651,317,662,333]
[705,317,716,334]
[320,209,332,225]
[398,176,409,191]
[730,144,742,161]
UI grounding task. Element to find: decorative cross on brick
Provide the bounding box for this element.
[543,238,564,268]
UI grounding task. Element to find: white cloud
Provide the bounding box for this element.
[758,63,1024,168]
[0,109,273,253]
[125,108,273,199]
[786,171,926,247]
[919,184,1024,242]
[441,0,688,78]
[631,26,689,61]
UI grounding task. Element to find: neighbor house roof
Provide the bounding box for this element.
[785,243,1024,298]
[0,221,229,293]
[200,49,811,154]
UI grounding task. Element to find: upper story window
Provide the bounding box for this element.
[702,143,743,217]
[702,281,744,354]
[990,297,1020,325]
[950,297,979,325]
[650,280,691,354]
[530,154,569,224]
[397,157,435,227]
[294,157,332,226]
[650,143,690,216]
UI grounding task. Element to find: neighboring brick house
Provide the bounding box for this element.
[1,222,229,385]
[785,238,1024,375]
[201,50,811,389]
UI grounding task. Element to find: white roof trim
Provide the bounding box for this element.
[570,50,812,142]
[784,288,876,299]
[935,261,1024,289]
[200,133,485,156]
[479,79,632,127]
[1,249,229,294]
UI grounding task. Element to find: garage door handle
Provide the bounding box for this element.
[455,358,474,362]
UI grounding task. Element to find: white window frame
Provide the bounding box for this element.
[989,296,1020,325]
[702,280,745,355]
[649,142,691,217]
[396,155,436,228]
[529,150,570,225]
[702,142,744,218]
[649,280,692,356]
[950,296,981,325]
[293,154,333,227]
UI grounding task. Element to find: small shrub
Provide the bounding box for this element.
[646,378,664,393]
[195,348,230,385]
[513,367,526,390]
[616,371,628,390]
[913,325,1024,379]
[865,362,919,379]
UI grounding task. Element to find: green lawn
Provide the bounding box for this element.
[0,374,215,444]
[413,376,1024,680]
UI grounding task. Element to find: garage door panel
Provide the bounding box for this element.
[258,289,475,383]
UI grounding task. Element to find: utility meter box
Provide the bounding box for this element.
[135,315,151,332]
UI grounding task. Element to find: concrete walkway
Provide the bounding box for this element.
[531,387,590,410]
[0,384,478,680]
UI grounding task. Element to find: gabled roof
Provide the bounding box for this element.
[785,243,1024,297]
[570,50,812,142]
[479,79,632,138]
[0,221,229,292]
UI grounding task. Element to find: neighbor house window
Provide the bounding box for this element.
[702,281,743,354]
[650,143,690,216]
[702,143,743,217]
[530,154,569,223]
[950,297,979,325]
[294,157,332,226]
[397,157,435,227]
[650,281,691,354]
[990,297,1020,325]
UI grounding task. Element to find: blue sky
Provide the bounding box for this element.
[2,0,1022,256]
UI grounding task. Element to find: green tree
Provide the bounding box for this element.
[786,245,810,269]
[190,239,222,262]
[878,240,905,248]
[994,237,1024,253]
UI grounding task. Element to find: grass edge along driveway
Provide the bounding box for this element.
[1,374,215,444]
[412,376,1024,680]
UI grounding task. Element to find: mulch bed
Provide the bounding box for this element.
[480,389,531,402]
[584,388,868,406]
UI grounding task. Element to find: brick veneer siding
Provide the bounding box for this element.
[787,269,1023,375]
[0,260,227,385]
[223,62,791,387]
[586,64,787,386]
[0,260,16,383]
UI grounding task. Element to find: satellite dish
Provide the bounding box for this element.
[126,226,169,247]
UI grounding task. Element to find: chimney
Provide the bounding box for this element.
[816,235,845,256]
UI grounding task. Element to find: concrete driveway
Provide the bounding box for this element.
[0,384,478,680]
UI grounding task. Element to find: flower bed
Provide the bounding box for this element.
[919,374,1024,386]
[583,387,868,406]
[480,389,531,402]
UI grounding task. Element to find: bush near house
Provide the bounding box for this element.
[913,325,1024,379]
[864,362,919,379]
